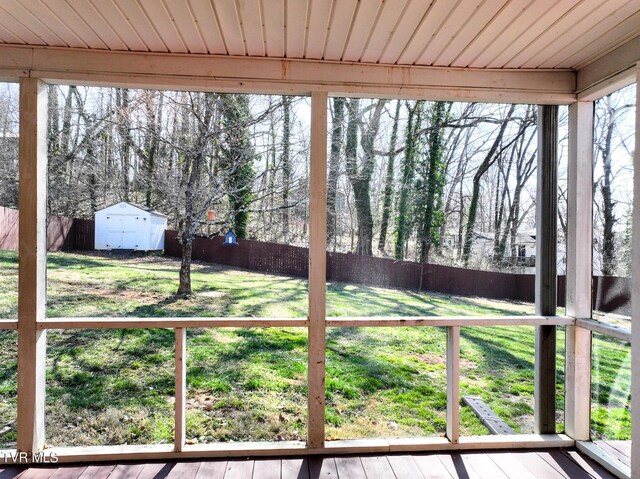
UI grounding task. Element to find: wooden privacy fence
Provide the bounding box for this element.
[164,230,631,316]
[0,206,94,251]
[0,207,630,315]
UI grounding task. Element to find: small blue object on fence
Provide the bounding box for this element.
[223,229,238,246]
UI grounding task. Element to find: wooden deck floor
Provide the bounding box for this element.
[0,448,621,479]
[594,440,630,471]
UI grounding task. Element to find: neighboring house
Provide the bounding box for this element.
[441,229,567,274]
[95,202,168,251]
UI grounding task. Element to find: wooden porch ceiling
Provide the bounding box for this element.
[0,0,638,71]
[0,1,639,101]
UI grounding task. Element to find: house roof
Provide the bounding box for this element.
[0,1,638,101]
[99,201,168,218]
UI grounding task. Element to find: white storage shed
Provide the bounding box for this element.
[95,202,168,251]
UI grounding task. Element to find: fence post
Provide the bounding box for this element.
[16,77,48,454]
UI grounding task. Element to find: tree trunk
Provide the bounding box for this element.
[281,96,292,239]
[177,227,194,296]
[345,98,386,255]
[219,94,255,239]
[417,101,449,264]
[143,91,163,207]
[115,88,132,202]
[600,112,615,275]
[378,100,401,253]
[327,97,345,247]
[176,92,217,296]
[462,104,515,266]
[395,101,423,260]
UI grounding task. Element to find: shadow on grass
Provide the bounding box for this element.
[47,329,175,411]
[47,254,113,270]
[460,327,534,373]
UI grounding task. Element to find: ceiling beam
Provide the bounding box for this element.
[0,45,576,104]
[577,35,640,100]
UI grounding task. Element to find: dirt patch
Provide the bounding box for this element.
[199,291,226,298]
[415,353,445,365]
[414,352,476,369]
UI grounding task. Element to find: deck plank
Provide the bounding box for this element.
[224,460,255,479]
[360,455,396,478]
[334,456,366,479]
[484,452,537,479]
[48,466,87,479]
[0,467,24,479]
[165,461,200,479]
[594,441,631,468]
[538,451,591,479]
[281,458,309,479]
[76,465,116,479]
[109,463,147,479]
[308,457,338,478]
[600,440,631,464]
[412,454,453,479]
[461,452,509,478]
[387,455,425,479]
[607,440,631,457]
[252,459,281,479]
[560,450,617,479]
[438,453,482,479]
[137,462,174,479]
[0,447,614,479]
[516,452,568,478]
[15,468,57,479]
[195,460,227,479]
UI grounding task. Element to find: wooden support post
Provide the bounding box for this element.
[564,101,593,441]
[307,91,327,449]
[535,105,558,434]
[631,64,640,475]
[17,77,48,454]
[446,326,460,443]
[174,328,186,452]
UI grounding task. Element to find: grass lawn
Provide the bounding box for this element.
[0,250,630,447]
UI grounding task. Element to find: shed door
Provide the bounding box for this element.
[121,216,140,249]
[106,216,140,249]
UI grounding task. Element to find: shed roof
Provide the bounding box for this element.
[98,201,168,218]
